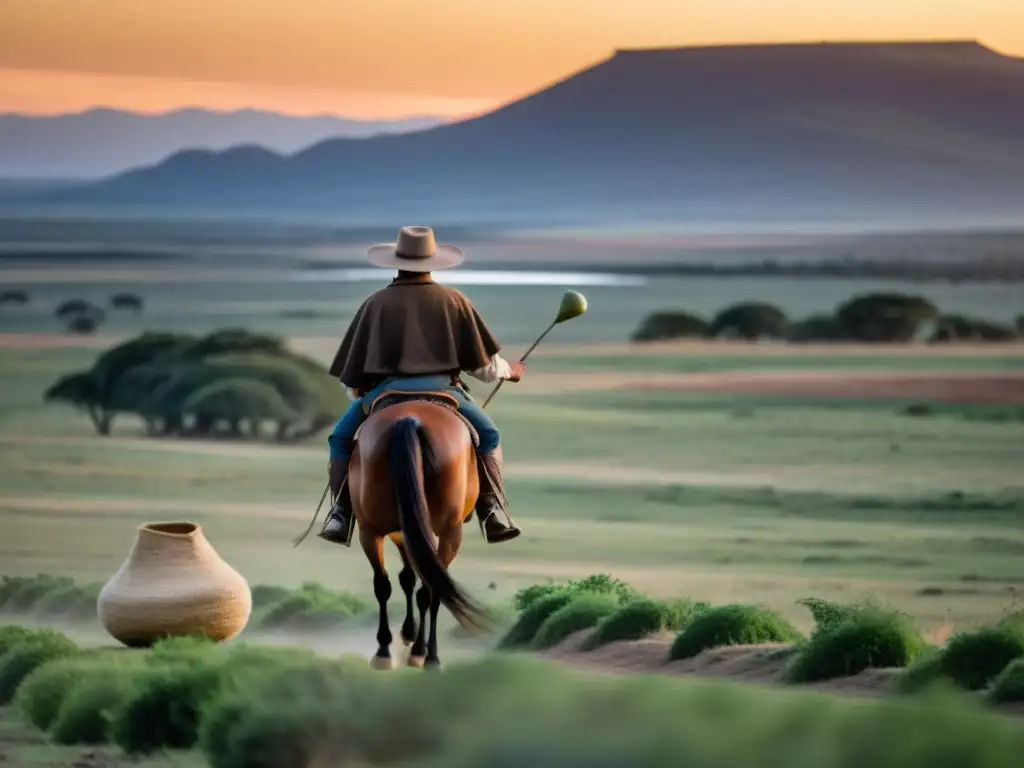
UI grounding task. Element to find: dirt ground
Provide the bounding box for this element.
[535,630,902,697]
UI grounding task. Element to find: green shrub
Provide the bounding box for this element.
[669,604,803,661]
[255,582,369,629]
[512,583,563,612]
[31,583,101,620]
[0,624,37,655]
[499,592,578,649]
[146,634,222,666]
[998,610,1024,632]
[16,657,97,731]
[511,574,636,612]
[0,630,79,704]
[0,574,73,612]
[939,626,1024,691]
[797,597,860,636]
[199,657,375,768]
[531,594,621,650]
[50,662,143,744]
[582,598,707,651]
[988,658,1024,704]
[890,650,947,695]
[784,608,926,683]
[250,584,292,609]
[110,662,224,754]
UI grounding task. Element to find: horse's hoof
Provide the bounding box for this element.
[407,654,426,668]
[370,655,393,671]
[423,658,442,671]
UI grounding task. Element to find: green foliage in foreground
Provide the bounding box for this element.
[669,604,804,661]
[16,656,100,731]
[582,598,709,651]
[0,573,372,632]
[4,626,1024,768]
[0,628,79,704]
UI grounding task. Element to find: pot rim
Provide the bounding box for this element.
[138,521,201,538]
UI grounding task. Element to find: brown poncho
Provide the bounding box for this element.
[329,275,501,392]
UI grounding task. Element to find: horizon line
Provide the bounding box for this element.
[2,35,1019,121]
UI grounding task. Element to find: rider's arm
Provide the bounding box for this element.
[465,354,512,383]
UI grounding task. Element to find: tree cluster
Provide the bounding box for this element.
[631,292,1023,344]
[44,329,345,441]
[51,294,146,334]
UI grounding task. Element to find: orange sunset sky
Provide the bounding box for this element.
[1,0,1021,120]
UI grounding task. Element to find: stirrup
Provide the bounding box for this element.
[318,506,354,547]
[477,506,521,544]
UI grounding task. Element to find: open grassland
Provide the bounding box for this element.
[0,330,1022,632]
[2,265,1024,765]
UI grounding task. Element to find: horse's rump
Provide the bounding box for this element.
[354,403,488,631]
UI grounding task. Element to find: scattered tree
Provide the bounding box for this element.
[42,328,344,443]
[54,300,104,321]
[630,310,710,342]
[834,293,938,343]
[109,293,145,312]
[928,314,1017,343]
[0,289,29,306]
[66,316,100,335]
[785,314,845,343]
[710,302,788,340]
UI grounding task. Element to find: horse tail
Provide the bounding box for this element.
[388,416,488,631]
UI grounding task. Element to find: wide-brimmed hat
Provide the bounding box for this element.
[366,226,465,272]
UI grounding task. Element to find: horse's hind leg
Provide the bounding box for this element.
[360,530,393,670]
[395,542,418,647]
[425,588,442,670]
[409,584,430,668]
[423,527,464,670]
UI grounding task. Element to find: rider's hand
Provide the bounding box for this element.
[507,361,526,382]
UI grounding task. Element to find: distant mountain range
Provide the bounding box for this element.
[0,108,443,178]
[6,41,1024,228]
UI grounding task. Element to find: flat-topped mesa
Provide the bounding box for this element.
[609,40,1002,62]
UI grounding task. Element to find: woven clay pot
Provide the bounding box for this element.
[98,521,252,647]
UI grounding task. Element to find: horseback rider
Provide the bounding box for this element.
[317,226,526,547]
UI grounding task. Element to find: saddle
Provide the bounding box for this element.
[353,390,480,448]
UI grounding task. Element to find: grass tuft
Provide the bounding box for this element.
[784,606,926,683]
[582,598,708,651]
[669,604,803,661]
[530,593,621,650]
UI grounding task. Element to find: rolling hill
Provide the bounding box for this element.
[11,42,1024,228]
[0,108,442,178]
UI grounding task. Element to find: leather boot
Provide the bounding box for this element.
[475,448,521,543]
[318,459,354,546]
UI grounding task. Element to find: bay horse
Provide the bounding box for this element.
[349,392,491,670]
